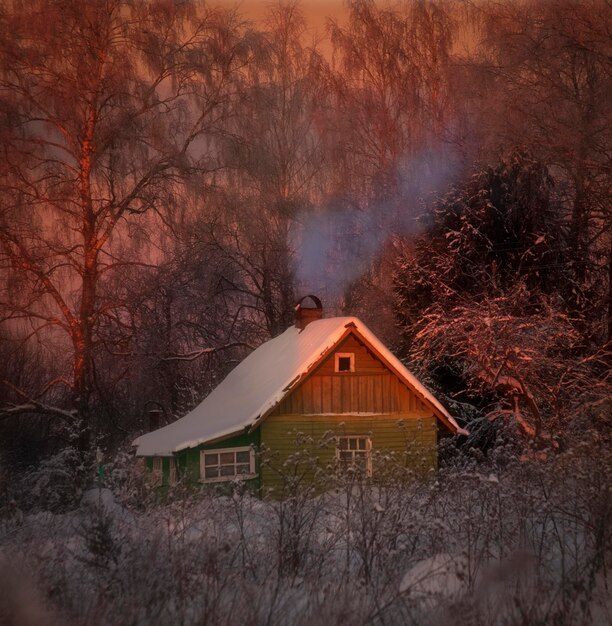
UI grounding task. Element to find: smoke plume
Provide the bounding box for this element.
[293,150,460,302]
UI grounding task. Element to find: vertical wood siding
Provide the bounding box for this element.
[272,373,428,415]
[271,335,429,416]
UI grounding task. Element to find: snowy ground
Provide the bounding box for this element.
[1,445,611,625]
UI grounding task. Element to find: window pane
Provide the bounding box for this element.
[236,451,250,463]
[358,439,367,450]
[338,438,348,450]
[220,465,235,477]
[340,451,352,462]
[349,438,357,450]
[338,356,351,371]
[204,454,218,466]
[205,467,219,479]
[220,452,234,465]
[236,464,250,475]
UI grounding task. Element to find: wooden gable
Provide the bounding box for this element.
[270,332,431,416]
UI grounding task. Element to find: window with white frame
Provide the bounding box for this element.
[200,447,256,483]
[336,436,372,476]
[335,352,355,372]
[151,456,163,486]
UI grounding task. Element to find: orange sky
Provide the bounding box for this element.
[218,0,368,38]
[216,2,474,54]
[216,1,401,55]
[223,0,349,29]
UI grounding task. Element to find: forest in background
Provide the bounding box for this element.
[0,0,610,502]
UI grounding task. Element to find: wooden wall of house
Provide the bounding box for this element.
[260,334,439,496]
[271,335,431,416]
[260,413,437,496]
[144,429,261,492]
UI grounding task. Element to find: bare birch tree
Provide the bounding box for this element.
[0,0,247,447]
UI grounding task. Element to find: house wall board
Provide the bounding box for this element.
[272,335,430,416]
[260,413,437,495]
[146,429,261,491]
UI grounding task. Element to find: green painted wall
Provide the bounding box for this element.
[144,428,261,492]
[145,415,437,497]
[260,413,438,496]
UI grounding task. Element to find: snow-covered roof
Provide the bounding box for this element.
[133,317,466,456]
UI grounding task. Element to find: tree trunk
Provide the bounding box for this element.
[607,235,612,346]
[74,104,98,452]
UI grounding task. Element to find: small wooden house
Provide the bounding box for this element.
[133,298,465,493]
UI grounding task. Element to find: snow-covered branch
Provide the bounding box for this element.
[161,342,255,362]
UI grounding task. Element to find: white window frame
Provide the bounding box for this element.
[151,456,163,486]
[336,435,372,477]
[200,446,257,483]
[335,352,355,373]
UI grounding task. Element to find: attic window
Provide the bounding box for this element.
[335,352,355,373]
[200,447,256,483]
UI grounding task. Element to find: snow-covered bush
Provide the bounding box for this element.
[14,446,93,513]
[101,447,158,510]
[1,439,610,625]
